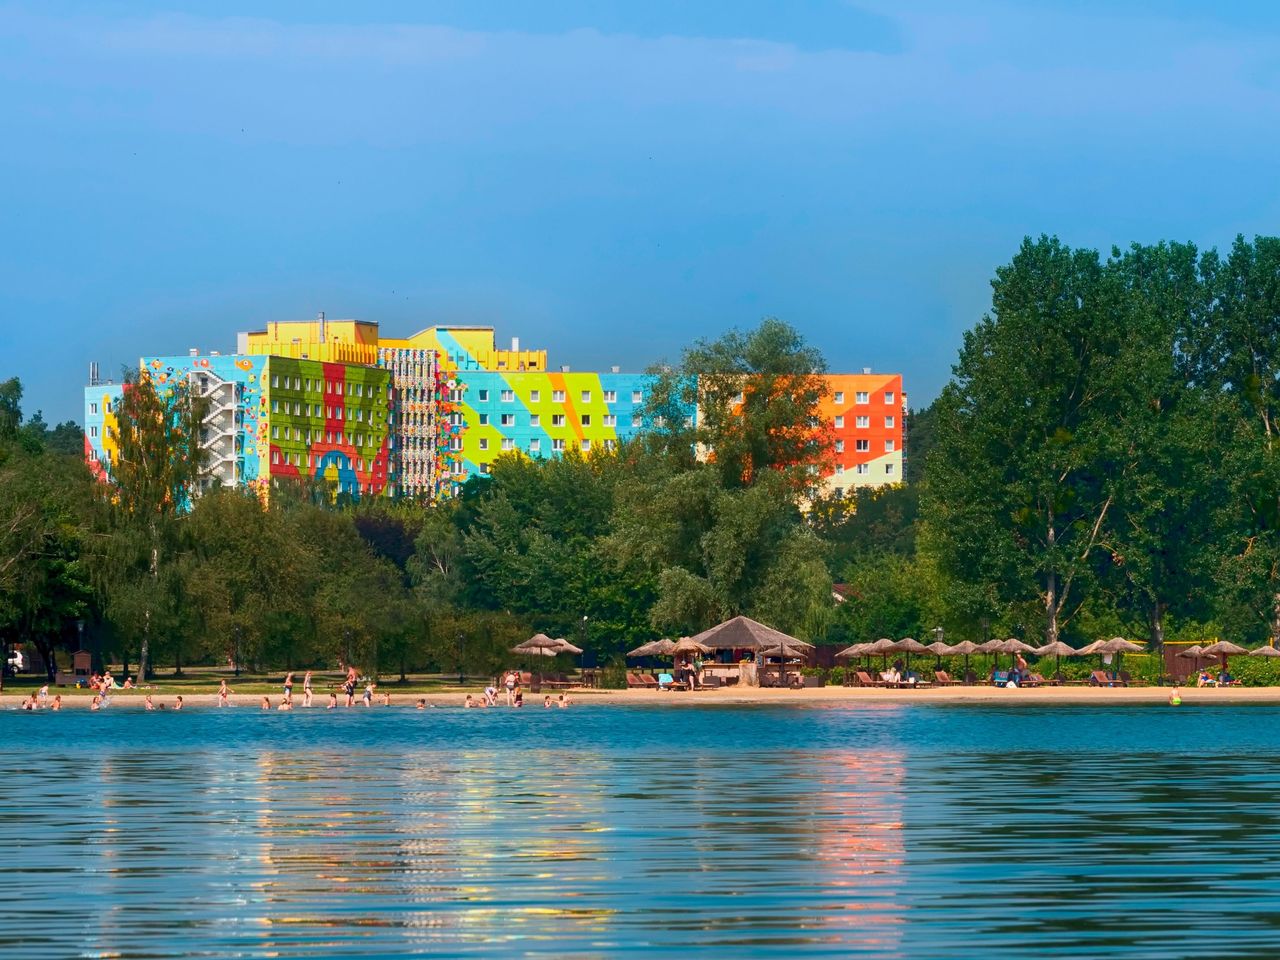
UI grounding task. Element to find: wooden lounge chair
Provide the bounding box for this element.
[855,670,884,688]
[1118,671,1148,687]
[1029,672,1060,687]
[1089,670,1125,687]
[642,673,661,688]
[934,670,961,686]
[626,672,648,689]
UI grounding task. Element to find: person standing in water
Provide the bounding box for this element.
[327,692,338,709]
[344,665,358,707]
[302,670,313,708]
[145,695,155,711]
[362,681,375,707]
[283,672,294,701]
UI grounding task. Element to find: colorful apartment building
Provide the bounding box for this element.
[86,319,905,502]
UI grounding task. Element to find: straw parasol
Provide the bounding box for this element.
[672,637,713,656]
[1201,640,1248,674]
[1176,644,1206,659]
[949,640,981,682]
[627,639,673,658]
[835,643,870,659]
[925,640,954,670]
[1078,637,1145,656]
[891,637,930,674]
[1035,640,1077,679]
[1250,644,1280,657]
[554,638,585,656]
[512,633,563,657]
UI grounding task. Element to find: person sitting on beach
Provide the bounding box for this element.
[90,695,101,711]
[416,698,426,710]
[544,695,554,708]
[51,695,62,711]
[327,693,338,709]
[261,696,271,710]
[173,696,183,711]
[1197,670,1215,688]
[881,666,901,684]
[122,677,134,690]
[1218,670,1236,686]
[145,695,155,711]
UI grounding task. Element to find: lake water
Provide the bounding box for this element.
[4,702,1280,958]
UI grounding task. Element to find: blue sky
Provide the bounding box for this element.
[4,1,1280,424]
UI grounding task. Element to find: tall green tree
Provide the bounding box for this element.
[95,370,207,681]
[924,237,1134,645]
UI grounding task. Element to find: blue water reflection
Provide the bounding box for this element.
[4,703,1280,957]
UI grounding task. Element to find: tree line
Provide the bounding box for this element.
[5,235,1280,682]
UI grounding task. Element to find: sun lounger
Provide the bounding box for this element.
[1028,672,1060,687]
[991,670,1010,687]
[1118,671,1148,687]
[934,670,961,686]
[855,670,884,688]
[626,672,648,689]
[1089,670,1124,687]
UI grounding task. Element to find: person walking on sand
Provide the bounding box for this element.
[303,670,313,708]
[218,679,231,708]
[283,672,294,701]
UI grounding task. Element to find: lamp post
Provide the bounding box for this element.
[456,631,464,686]
[233,625,241,678]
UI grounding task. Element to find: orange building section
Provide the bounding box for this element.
[818,373,905,496]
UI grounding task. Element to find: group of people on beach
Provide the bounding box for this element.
[461,670,572,709]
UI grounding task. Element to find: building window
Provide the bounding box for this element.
[856,439,870,452]
[552,414,565,427]
[479,463,491,475]
[581,415,591,426]
[553,438,565,452]
[271,426,279,439]
[604,439,616,451]
[553,390,565,402]
[856,391,869,404]
[834,415,844,429]
[581,439,591,451]
[89,426,98,437]
[530,390,540,403]
[478,389,489,402]
[530,414,541,427]
[479,438,489,451]
[632,390,642,403]
[632,414,642,428]
[501,390,514,402]
[501,438,515,451]
[885,391,895,404]
[856,416,869,428]
[479,414,489,425]
[450,438,462,451]
[886,463,895,475]
[885,416,895,428]
[604,390,616,403]
[271,400,279,413]
[271,375,279,388]
[90,403,98,415]
[581,390,591,403]
[603,415,616,427]
[529,439,541,453]
[501,414,515,426]
[834,391,844,404]
[857,463,869,475]
[835,440,844,453]
[836,464,845,474]
[886,439,895,452]
[271,450,279,465]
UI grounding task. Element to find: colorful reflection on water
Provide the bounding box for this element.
[4,703,1280,957]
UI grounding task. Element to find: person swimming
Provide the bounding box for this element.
[51,695,62,711]
[1169,687,1182,706]
[144,695,155,711]
[464,694,478,708]
[416,698,426,710]
[544,695,553,708]
[173,696,183,711]
[381,691,391,707]
[90,695,101,711]
[558,694,569,708]
[261,696,271,710]
[277,698,291,711]
[328,692,338,709]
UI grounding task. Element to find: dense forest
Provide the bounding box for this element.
[6,234,1280,682]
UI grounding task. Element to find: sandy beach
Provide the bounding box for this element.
[6,684,1280,709]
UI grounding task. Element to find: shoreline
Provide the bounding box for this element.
[5,684,1280,709]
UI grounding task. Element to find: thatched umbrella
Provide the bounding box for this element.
[925,640,954,670]
[1036,640,1077,680]
[512,634,579,683]
[835,643,870,659]
[1250,644,1280,657]
[553,638,585,655]
[1079,637,1144,679]
[949,640,981,682]
[1201,640,1248,676]
[627,639,671,658]
[864,637,898,673]
[889,637,929,675]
